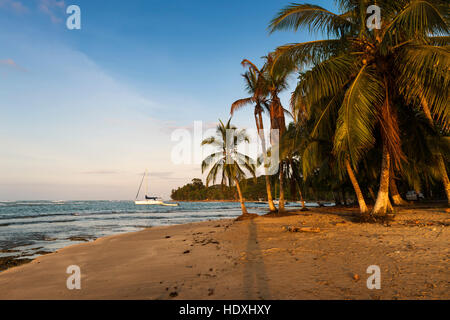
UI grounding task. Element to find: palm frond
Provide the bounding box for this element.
[382,0,449,44]
[230,97,253,115]
[271,39,345,74]
[397,45,450,128]
[269,3,354,37]
[333,65,383,168]
[298,53,360,106]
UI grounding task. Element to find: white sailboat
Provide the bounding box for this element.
[134,170,163,205]
[134,170,179,206]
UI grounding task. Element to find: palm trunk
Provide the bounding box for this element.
[390,176,408,206]
[373,144,391,216]
[270,92,287,212]
[298,189,306,209]
[256,110,277,211]
[387,198,394,212]
[420,93,450,204]
[345,158,368,214]
[234,178,248,215]
[278,163,285,212]
[437,156,450,205]
[292,163,306,210]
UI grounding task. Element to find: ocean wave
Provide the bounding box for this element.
[3,219,78,226]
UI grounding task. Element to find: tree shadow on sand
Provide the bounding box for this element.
[242,220,271,299]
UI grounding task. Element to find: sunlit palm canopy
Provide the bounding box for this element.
[201,119,256,187]
[269,0,449,172]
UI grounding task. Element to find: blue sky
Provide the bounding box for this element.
[0,0,336,200]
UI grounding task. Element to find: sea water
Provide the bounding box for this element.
[0,200,323,259]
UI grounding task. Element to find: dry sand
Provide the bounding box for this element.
[0,206,448,300]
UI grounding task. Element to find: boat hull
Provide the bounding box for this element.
[134,200,163,205]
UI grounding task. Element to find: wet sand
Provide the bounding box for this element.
[0,206,448,300]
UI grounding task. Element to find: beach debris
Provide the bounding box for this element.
[284,226,321,233]
[208,288,214,296]
[165,236,171,239]
[353,274,360,281]
[183,250,190,254]
[169,291,178,298]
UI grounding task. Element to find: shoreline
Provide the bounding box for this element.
[0,206,448,299]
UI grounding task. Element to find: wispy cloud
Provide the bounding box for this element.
[37,0,65,24]
[0,0,28,13]
[81,170,120,175]
[0,58,27,71]
[0,0,67,23]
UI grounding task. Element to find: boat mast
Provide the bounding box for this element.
[135,171,146,200]
[145,169,149,196]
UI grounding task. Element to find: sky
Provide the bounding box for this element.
[0,0,336,200]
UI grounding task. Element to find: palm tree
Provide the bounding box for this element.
[289,71,370,214]
[270,0,449,216]
[238,57,291,212]
[242,57,292,211]
[231,66,277,212]
[201,119,256,216]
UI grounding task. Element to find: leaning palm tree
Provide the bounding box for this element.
[238,57,291,212]
[270,0,449,216]
[231,67,277,212]
[201,119,256,216]
[290,71,370,214]
[242,56,292,211]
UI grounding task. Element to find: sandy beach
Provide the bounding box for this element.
[0,206,448,300]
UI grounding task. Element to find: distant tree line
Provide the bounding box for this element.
[171,177,343,202]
